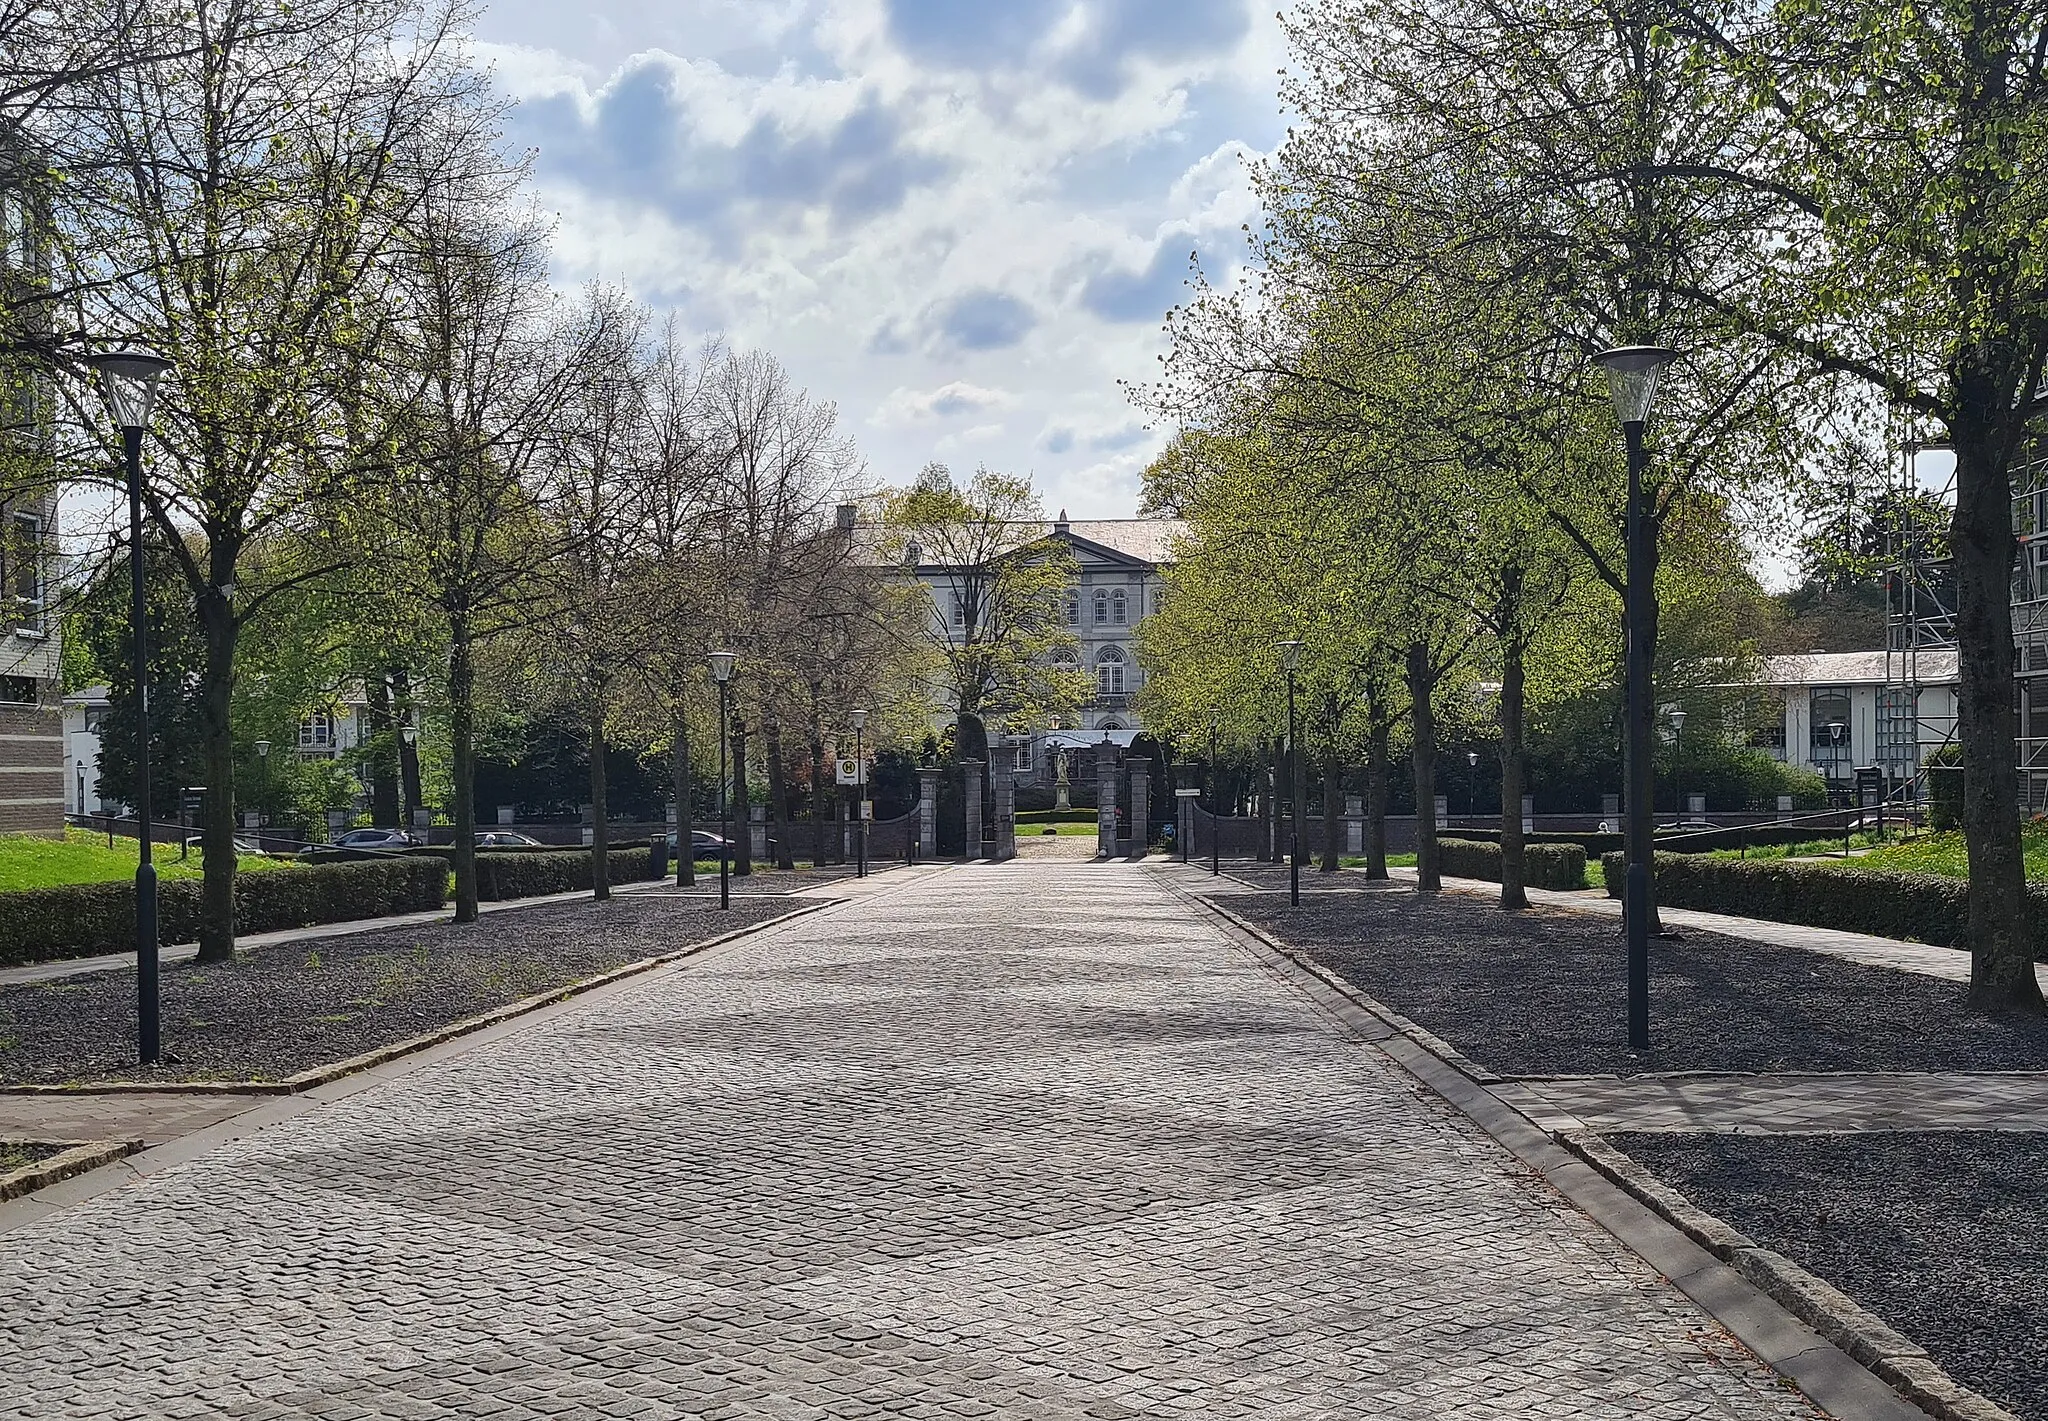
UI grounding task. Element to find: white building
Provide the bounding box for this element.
[1748,650,1959,789]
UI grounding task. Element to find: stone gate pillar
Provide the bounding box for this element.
[1128,764,1150,859]
[960,759,984,859]
[992,761,1016,860]
[1097,750,1118,857]
[916,766,940,860]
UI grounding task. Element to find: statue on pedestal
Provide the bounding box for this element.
[1054,748,1071,810]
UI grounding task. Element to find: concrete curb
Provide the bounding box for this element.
[0,1140,142,1201]
[1,899,839,1099]
[1561,1131,2021,1421]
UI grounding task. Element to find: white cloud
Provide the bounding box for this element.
[472,0,1287,512]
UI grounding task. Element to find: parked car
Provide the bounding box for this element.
[662,829,736,861]
[299,827,419,858]
[474,830,547,849]
[185,834,267,856]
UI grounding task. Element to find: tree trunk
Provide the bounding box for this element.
[1499,644,1529,911]
[1364,713,1390,881]
[449,617,479,923]
[671,699,694,888]
[1407,641,1440,893]
[194,607,239,965]
[732,719,752,875]
[1953,417,2045,1011]
[365,671,399,828]
[810,734,827,867]
[765,720,796,870]
[1319,742,1341,872]
[589,700,610,901]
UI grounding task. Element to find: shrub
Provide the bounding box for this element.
[1015,808,1101,825]
[473,846,654,901]
[1927,765,1965,832]
[1438,837,1587,890]
[0,858,450,968]
[1596,849,2048,956]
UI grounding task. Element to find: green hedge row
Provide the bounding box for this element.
[1597,849,2048,954]
[1015,808,1100,825]
[0,858,452,968]
[471,846,655,900]
[1438,837,1587,891]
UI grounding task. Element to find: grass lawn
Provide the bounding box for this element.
[0,830,287,892]
[1025,823,1104,837]
[1340,853,1419,869]
[1694,822,2048,881]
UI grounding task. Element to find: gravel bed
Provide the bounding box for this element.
[0,890,807,1086]
[1217,883,2048,1075]
[1618,1131,2048,1420]
[0,1141,65,1172]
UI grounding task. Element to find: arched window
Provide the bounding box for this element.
[1096,645,1126,696]
[1110,589,1127,626]
[1092,588,1109,625]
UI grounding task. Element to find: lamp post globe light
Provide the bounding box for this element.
[1592,342,1682,1052]
[850,708,868,879]
[254,739,269,831]
[1276,639,1304,907]
[708,651,736,909]
[84,347,173,1067]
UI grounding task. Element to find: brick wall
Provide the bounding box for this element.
[0,697,63,837]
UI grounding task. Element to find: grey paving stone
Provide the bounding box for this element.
[1,862,1820,1419]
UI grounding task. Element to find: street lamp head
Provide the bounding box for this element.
[1669,708,1686,733]
[1275,638,1305,672]
[254,739,270,758]
[1828,719,1847,745]
[400,724,417,746]
[849,708,868,731]
[84,348,174,431]
[1591,345,1682,425]
[1466,750,1480,767]
[707,649,736,684]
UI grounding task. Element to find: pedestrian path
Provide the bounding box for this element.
[1501,1072,2048,1136]
[0,860,1821,1420]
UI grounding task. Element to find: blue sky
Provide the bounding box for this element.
[468,0,1289,518]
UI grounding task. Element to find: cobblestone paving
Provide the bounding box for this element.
[2,862,1822,1420]
[1505,1073,2048,1135]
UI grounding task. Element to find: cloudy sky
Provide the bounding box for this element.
[468,0,1290,519]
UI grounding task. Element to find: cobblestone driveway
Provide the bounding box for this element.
[3,863,1820,1420]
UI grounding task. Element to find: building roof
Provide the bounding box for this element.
[1759,649,1959,687]
[859,515,1184,571]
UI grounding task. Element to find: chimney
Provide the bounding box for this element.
[835,503,857,533]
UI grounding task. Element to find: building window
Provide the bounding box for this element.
[1110,589,1127,626]
[950,590,967,628]
[9,512,41,629]
[299,711,333,749]
[1748,713,1787,750]
[1096,645,1126,696]
[1092,588,1109,625]
[1012,743,1032,773]
[0,674,34,705]
[1065,590,1079,626]
[1149,588,1163,618]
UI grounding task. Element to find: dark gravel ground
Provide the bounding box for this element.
[0,1141,64,1171]
[0,889,808,1087]
[1619,1131,2048,1421]
[1209,875,2048,1075]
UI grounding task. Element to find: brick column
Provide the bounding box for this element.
[1128,763,1149,860]
[960,759,984,859]
[916,766,940,859]
[1097,751,1118,858]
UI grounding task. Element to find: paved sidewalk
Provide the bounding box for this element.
[1502,1073,2048,1135]
[2,861,1821,1419]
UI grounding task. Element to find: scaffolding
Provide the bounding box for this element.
[1880,438,1959,801]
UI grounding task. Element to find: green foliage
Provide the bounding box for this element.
[1437,837,1586,890]
[1852,825,2048,882]
[1597,851,2048,958]
[1015,808,1099,824]
[466,846,655,900]
[0,858,449,967]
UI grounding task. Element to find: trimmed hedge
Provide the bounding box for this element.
[1597,849,2048,956]
[0,858,451,968]
[1016,808,1100,825]
[1438,836,1587,891]
[471,846,655,901]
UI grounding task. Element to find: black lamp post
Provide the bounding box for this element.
[708,650,736,908]
[1208,713,1220,877]
[399,722,417,833]
[850,708,868,878]
[1276,639,1304,906]
[254,739,270,833]
[1593,342,1682,1052]
[1466,748,1480,819]
[84,347,172,1067]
